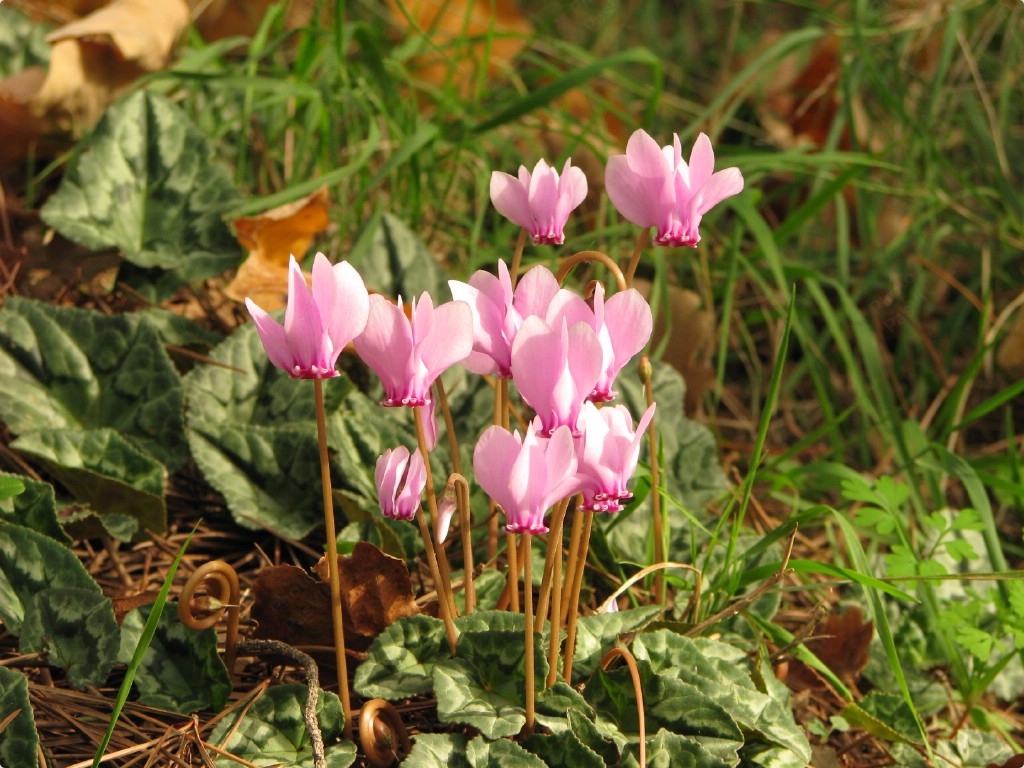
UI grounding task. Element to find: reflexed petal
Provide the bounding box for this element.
[245,299,291,372]
[490,171,532,229]
[604,289,653,369]
[625,129,670,178]
[514,265,561,319]
[473,426,522,509]
[605,155,659,227]
[355,296,414,395]
[317,258,370,360]
[696,167,745,215]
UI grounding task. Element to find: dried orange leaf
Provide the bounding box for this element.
[224,188,331,310]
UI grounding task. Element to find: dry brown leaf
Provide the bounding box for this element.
[387,0,533,96]
[223,188,331,311]
[252,542,418,653]
[312,541,420,641]
[252,564,335,648]
[31,0,189,131]
[787,605,873,690]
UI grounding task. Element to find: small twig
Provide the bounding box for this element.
[359,699,412,766]
[686,526,798,637]
[237,639,326,768]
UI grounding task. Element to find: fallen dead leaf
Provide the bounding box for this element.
[387,0,533,97]
[996,304,1024,371]
[224,188,331,311]
[313,540,420,641]
[252,541,419,653]
[191,0,318,41]
[786,605,873,691]
[33,0,189,131]
[0,68,51,166]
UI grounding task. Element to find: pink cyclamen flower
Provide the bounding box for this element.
[490,158,588,245]
[575,401,656,513]
[511,315,602,437]
[375,446,426,522]
[473,421,580,535]
[547,283,653,402]
[245,253,369,378]
[606,129,744,247]
[448,261,566,378]
[355,292,473,407]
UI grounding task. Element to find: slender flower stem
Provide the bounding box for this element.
[434,378,462,476]
[416,508,458,655]
[453,474,476,614]
[522,533,535,736]
[559,504,584,626]
[487,379,505,566]
[623,228,651,288]
[509,228,528,288]
[562,508,594,683]
[640,357,665,605]
[542,499,570,688]
[536,497,570,628]
[414,406,459,620]
[506,531,519,613]
[313,379,353,741]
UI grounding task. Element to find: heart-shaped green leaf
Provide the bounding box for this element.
[403,733,470,768]
[40,91,242,277]
[618,729,740,768]
[208,684,355,767]
[571,605,661,681]
[0,297,186,474]
[19,587,119,689]
[354,615,449,700]
[118,604,230,714]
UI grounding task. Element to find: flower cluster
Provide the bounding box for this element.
[246,127,743,536]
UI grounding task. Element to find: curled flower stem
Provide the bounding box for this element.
[314,379,353,741]
[522,533,536,736]
[562,506,593,683]
[414,405,459,621]
[359,699,412,767]
[178,560,240,673]
[238,638,326,768]
[623,228,651,288]
[555,250,628,292]
[600,647,646,767]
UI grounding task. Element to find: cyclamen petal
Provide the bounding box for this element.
[575,402,656,512]
[606,129,743,248]
[246,253,369,379]
[490,158,588,245]
[355,293,473,407]
[473,422,579,535]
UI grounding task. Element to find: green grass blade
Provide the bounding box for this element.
[91,525,199,768]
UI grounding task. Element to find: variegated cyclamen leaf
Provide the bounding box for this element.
[19,587,119,689]
[403,733,470,768]
[0,297,186,473]
[353,615,449,700]
[618,729,740,768]
[208,684,355,768]
[465,735,548,768]
[0,523,103,634]
[118,605,230,714]
[570,605,661,682]
[39,91,242,277]
[0,667,39,767]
